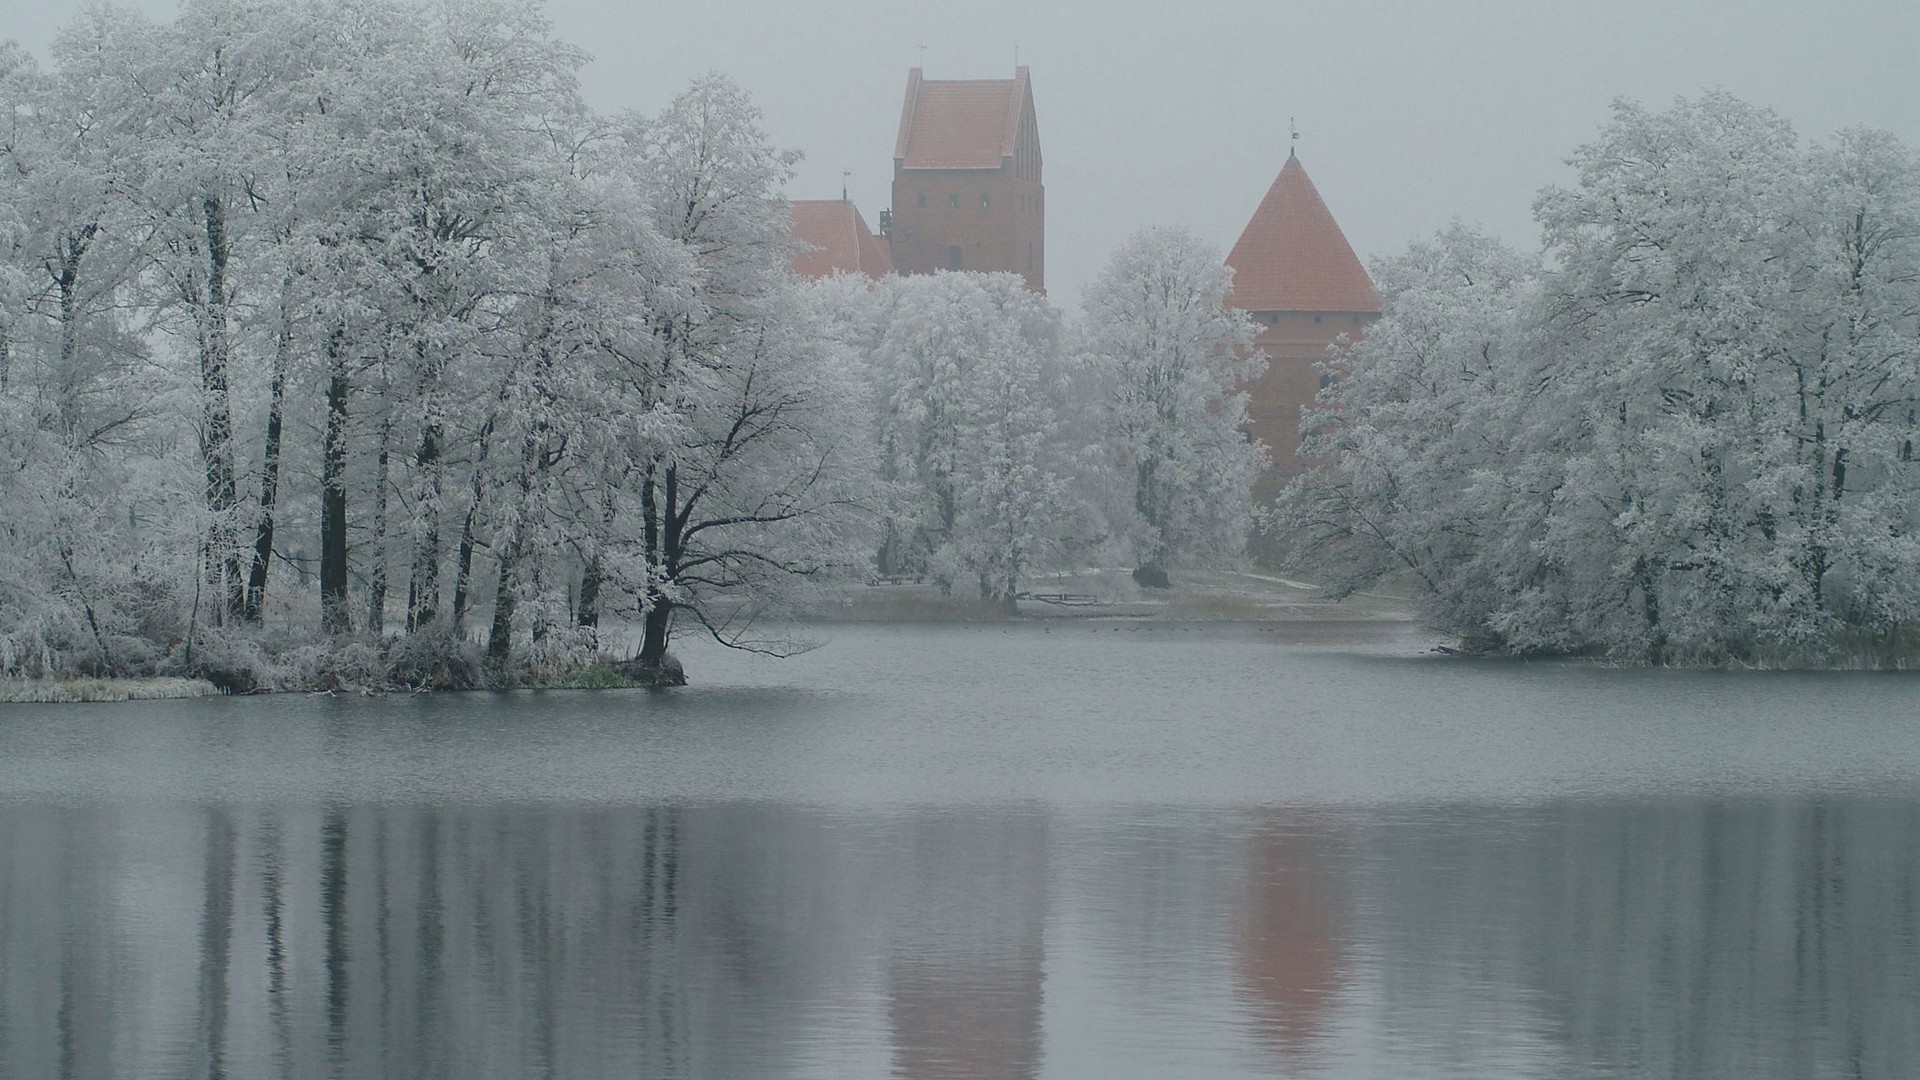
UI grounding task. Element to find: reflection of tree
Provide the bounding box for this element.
[1234,814,1349,1061]
[0,802,919,1077]
[1358,800,1920,1078]
[887,810,1049,1080]
[197,807,236,1080]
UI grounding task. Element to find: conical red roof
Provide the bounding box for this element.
[1224,153,1379,313]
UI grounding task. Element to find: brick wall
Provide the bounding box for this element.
[889,165,1044,291]
[1243,310,1376,475]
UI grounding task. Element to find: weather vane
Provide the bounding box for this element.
[917,41,927,67]
[842,168,850,202]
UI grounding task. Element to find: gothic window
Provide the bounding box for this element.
[948,245,962,270]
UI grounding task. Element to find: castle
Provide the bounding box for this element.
[790,67,1378,475]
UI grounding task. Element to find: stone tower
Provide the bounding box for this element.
[1224,151,1380,474]
[887,66,1044,291]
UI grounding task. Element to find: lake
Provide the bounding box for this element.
[1,621,1916,1078]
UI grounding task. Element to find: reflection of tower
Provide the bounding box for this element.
[1235,817,1348,1057]
[887,811,1049,1080]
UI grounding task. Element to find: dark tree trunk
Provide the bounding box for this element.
[200,195,244,624]
[406,419,443,632]
[637,595,673,670]
[451,407,504,635]
[452,504,478,634]
[366,420,390,635]
[486,550,519,670]
[320,328,351,636]
[243,295,293,623]
[629,462,685,685]
[576,557,602,631]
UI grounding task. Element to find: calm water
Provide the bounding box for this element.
[1,621,1917,1079]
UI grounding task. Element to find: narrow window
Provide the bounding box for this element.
[980,194,990,209]
[1313,313,1323,324]
[1268,312,1279,325]
[948,245,962,270]
[948,193,959,209]
[916,193,927,208]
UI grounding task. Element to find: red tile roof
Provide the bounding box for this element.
[1225,153,1380,314]
[894,67,1030,170]
[789,199,893,280]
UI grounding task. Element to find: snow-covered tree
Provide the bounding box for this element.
[854,271,1081,604]
[0,5,877,687]
[1284,94,1920,666]
[605,75,874,682]
[1080,226,1267,587]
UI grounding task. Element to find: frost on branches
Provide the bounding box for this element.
[0,1,869,687]
[816,271,1090,606]
[1080,226,1268,588]
[1284,94,1920,666]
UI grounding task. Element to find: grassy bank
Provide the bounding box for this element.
[0,677,221,704]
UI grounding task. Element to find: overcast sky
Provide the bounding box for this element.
[9,1,1919,309]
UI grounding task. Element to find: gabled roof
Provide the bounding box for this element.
[1225,152,1380,314]
[789,199,892,280]
[894,67,1032,170]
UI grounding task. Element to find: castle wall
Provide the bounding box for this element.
[888,166,1044,290]
[1244,311,1377,475]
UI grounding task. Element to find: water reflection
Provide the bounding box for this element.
[887,812,1048,1079]
[0,799,1916,1078]
[1235,815,1349,1063]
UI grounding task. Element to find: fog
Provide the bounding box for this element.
[8,0,1917,308]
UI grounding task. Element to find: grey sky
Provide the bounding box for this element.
[9,1,1919,309]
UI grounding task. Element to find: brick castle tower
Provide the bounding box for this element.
[1224,150,1380,474]
[887,67,1044,291]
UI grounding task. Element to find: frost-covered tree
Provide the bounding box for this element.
[851,271,1082,604]
[604,75,874,682]
[1080,226,1267,587]
[1279,225,1549,648]
[0,5,877,688]
[1285,94,1920,666]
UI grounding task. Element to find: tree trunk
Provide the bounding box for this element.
[452,504,478,634]
[637,594,673,669]
[51,224,96,439]
[320,328,352,636]
[365,419,390,635]
[486,549,519,670]
[200,195,244,624]
[451,407,504,635]
[576,556,602,632]
[630,461,685,684]
[578,486,616,635]
[243,290,293,623]
[406,418,443,632]
[1133,456,1169,588]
